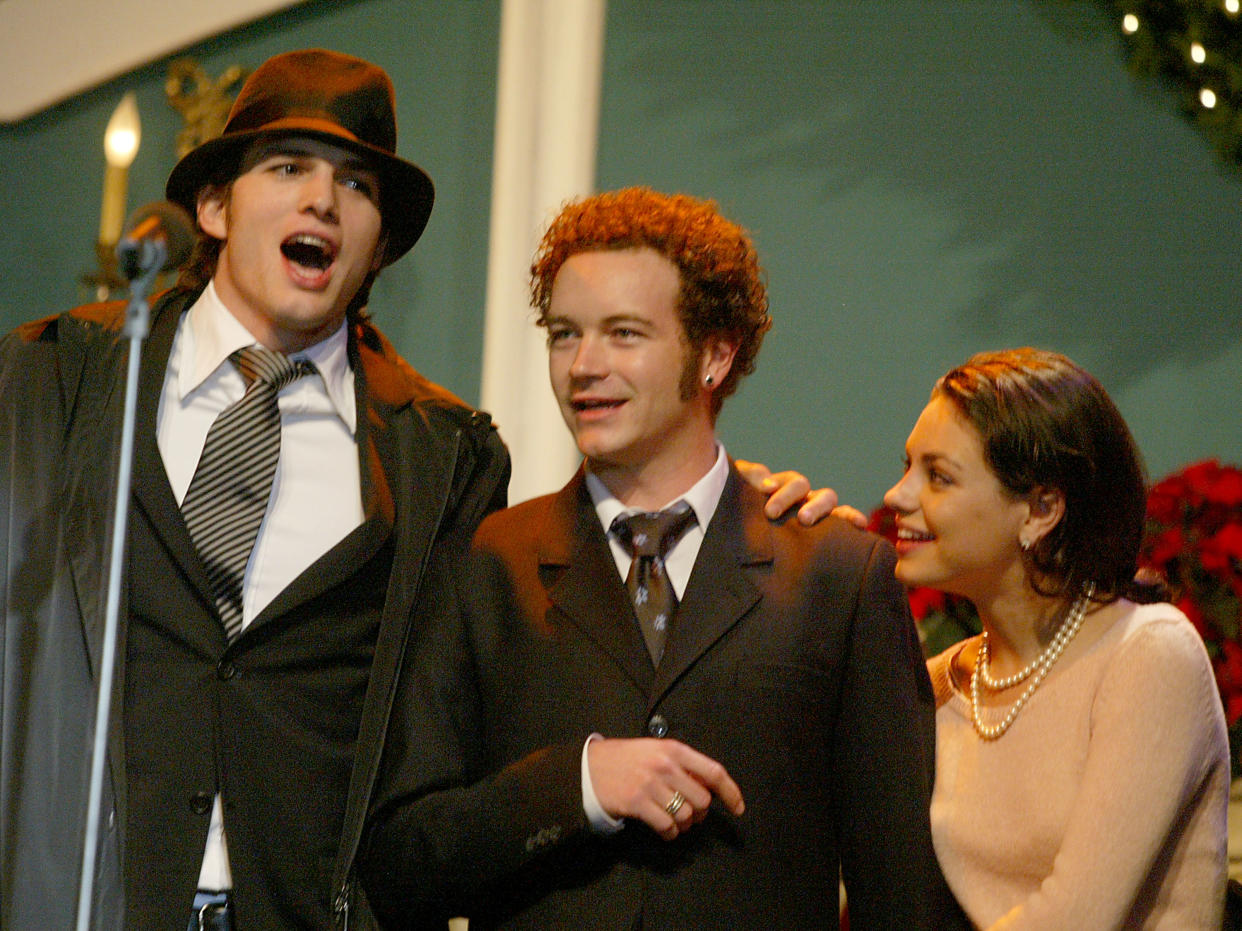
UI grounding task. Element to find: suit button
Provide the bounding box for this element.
[647,714,669,738]
[189,792,213,815]
[216,660,236,681]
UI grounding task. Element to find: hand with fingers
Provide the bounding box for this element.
[587,737,744,841]
[735,458,867,528]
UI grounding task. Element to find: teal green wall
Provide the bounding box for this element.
[599,0,1242,508]
[1,0,1237,509]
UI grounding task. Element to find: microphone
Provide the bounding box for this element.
[115,201,195,280]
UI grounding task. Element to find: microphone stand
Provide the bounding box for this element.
[75,247,164,931]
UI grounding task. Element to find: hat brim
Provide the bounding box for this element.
[166,126,434,267]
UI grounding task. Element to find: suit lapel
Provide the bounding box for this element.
[62,292,214,662]
[652,468,771,700]
[542,472,656,696]
[128,294,215,605]
[60,313,126,667]
[349,330,456,622]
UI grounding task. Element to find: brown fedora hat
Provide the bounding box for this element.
[166,48,434,267]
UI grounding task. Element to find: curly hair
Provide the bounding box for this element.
[934,347,1152,605]
[530,187,771,416]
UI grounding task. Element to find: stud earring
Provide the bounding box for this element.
[704,374,714,386]
[1020,538,1032,552]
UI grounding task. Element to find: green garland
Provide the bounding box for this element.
[1103,0,1242,170]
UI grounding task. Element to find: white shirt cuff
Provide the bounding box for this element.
[581,733,625,834]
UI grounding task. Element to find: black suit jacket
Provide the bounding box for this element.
[364,465,964,930]
[0,289,509,929]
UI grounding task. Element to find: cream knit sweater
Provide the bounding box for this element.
[927,602,1229,929]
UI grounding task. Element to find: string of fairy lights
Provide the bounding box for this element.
[1106,0,1242,170]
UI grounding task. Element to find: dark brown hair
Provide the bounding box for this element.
[529,187,770,416]
[935,347,1153,603]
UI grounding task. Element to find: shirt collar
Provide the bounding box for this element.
[587,444,730,536]
[177,280,357,433]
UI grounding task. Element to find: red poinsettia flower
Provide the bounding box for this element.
[1214,471,1242,508]
[907,586,947,623]
[1146,476,1188,524]
[1216,639,1242,693]
[866,506,898,541]
[1226,695,1242,726]
[1187,460,1242,508]
[1183,460,1223,506]
[1178,595,1209,641]
[1146,526,1186,568]
[1200,524,1242,575]
[1140,461,1242,729]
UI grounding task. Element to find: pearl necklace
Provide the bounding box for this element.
[970,582,1095,741]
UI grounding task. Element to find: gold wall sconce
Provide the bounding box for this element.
[83,58,245,301]
[165,57,247,160]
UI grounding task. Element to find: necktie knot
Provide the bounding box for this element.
[612,502,697,561]
[232,346,314,392]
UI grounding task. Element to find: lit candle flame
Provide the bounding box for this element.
[99,92,141,245]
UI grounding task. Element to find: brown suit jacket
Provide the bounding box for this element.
[364,465,964,930]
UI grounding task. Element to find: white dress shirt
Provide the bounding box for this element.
[579,445,731,831]
[155,281,364,890]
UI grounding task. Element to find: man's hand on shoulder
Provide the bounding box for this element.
[736,459,867,528]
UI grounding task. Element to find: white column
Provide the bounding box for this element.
[480,0,606,505]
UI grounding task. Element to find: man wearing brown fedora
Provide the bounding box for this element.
[0,49,510,930]
[0,49,832,931]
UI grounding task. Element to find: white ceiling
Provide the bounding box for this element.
[0,0,306,123]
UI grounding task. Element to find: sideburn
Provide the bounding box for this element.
[678,339,703,402]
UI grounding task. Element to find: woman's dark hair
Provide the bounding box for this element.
[935,347,1157,604]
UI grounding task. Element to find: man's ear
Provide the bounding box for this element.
[700,335,739,389]
[197,187,227,241]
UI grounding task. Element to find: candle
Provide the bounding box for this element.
[99,92,141,245]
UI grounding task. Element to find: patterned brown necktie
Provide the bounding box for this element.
[180,346,315,638]
[611,502,697,664]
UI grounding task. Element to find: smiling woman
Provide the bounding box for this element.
[885,347,1230,928]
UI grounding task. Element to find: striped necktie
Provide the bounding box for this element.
[611,502,697,664]
[180,346,315,638]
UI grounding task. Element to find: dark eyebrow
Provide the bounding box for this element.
[921,451,964,472]
[601,313,654,328]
